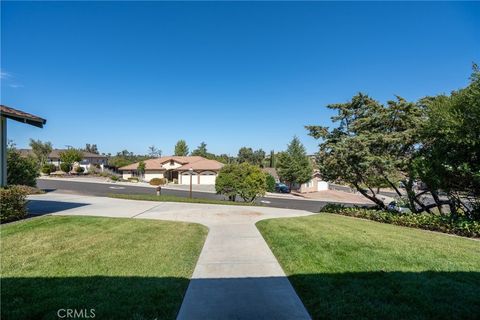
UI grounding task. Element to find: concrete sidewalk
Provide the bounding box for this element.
[27,192,313,319]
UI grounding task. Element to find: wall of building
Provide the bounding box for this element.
[144,170,165,182]
[298,177,329,193]
[162,161,183,170]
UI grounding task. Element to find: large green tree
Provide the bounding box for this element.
[29,139,52,166]
[59,149,83,172]
[215,163,267,202]
[306,94,425,209]
[191,142,208,157]
[237,147,265,166]
[174,140,189,156]
[415,67,480,218]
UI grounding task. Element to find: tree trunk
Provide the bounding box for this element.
[352,182,386,209]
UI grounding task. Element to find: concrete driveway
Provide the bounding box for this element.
[27,192,313,320]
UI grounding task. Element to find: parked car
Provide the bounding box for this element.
[387,201,410,214]
[275,183,290,193]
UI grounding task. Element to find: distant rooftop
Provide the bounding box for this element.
[19,149,107,159]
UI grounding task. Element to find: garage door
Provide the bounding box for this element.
[317,181,329,191]
[181,172,198,184]
[199,171,216,185]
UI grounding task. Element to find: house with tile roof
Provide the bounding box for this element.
[118,156,224,185]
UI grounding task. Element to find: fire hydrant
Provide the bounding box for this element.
[156,186,161,196]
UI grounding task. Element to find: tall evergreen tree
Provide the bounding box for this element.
[269,150,275,168]
[191,142,208,157]
[276,137,313,187]
[174,140,189,156]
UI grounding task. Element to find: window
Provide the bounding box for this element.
[170,160,175,166]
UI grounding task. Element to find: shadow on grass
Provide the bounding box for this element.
[27,200,89,216]
[1,276,189,320]
[289,271,480,320]
[2,272,479,320]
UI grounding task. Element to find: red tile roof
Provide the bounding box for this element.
[119,156,223,171]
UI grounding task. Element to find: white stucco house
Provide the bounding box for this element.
[118,156,224,185]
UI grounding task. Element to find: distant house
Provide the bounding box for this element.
[262,167,280,182]
[19,149,108,172]
[295,171,329,193]
[118,156,224,185]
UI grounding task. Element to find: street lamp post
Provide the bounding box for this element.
[189,167,193,199]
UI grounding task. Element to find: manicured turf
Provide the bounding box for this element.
[1,216,207,320]
[257,213,480,320]
[109,193,258,206]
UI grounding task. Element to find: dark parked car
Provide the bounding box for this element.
[275,183,290,193]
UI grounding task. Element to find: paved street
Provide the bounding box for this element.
[27,192,313,320]
[37,178,373,212]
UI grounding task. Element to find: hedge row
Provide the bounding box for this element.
[321,204,480,238]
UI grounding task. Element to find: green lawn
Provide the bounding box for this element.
[257,213,480,320]
[109,193,258,206]
[1,216,207,320]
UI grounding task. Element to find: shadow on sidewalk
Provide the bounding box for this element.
[27,200,90,216]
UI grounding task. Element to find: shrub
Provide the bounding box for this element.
[110,175,119,181]
[216,163,267,202]
[75,166,85,173]
[88,166,98,174]
[7,149,39,187]
[10,185,45,195]
[266,174,276,192]
[173,178,178,184]
[41,164,56,175]
[128,177,139,182]
[321,204,480,238]
[149,178,166,186]
[0,186,28,223]
[60,163,71,173]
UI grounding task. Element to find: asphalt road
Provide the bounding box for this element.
[36,179,371,213]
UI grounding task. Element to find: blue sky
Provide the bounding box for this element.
[1,1,479,156]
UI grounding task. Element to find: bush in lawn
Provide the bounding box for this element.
[266,174,276,192]
[321,204,480,238]
[128,177,139,182]
[7,148,39,187]
[0,186,28,223]
[41,163,56,175]
[149,178,166,186]
[75,166,85,174]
